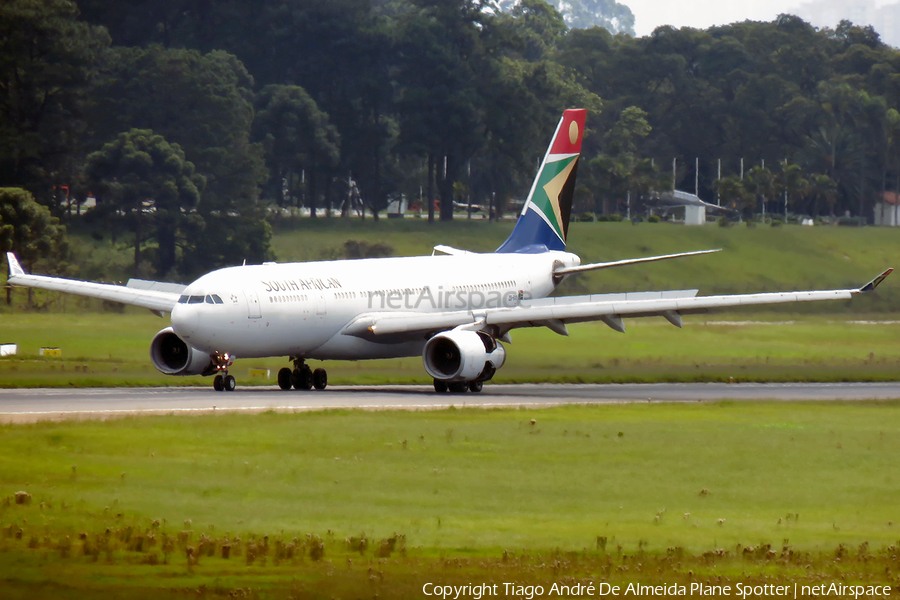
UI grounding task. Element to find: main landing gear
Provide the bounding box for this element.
[433,378,483,393]
[278,358,327,391]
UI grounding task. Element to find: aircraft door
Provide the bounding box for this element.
[315,291,327,315]
[243,290,262,319]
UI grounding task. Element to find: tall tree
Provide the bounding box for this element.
[0,187,68,304]
[86,130,203,277]
[497,0,634,35]
[84,45,269,274]
[253,85,340,215]
[0,0,109,202]
[394,0,492,221]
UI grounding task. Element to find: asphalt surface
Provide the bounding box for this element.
[1,382,900,422]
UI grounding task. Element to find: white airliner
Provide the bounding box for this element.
[6,109,893,392]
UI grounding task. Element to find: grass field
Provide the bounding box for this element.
[1,403,900,598]
[1,312,899,387]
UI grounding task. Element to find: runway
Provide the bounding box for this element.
[2,382,900,422]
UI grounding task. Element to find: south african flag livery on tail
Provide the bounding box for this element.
[496,109,586,253]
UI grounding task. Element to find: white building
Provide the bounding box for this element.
[874,192,900,226]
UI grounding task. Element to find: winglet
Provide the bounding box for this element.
[6,252,24,278]
[858,268,893,293]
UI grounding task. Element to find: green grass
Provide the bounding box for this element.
[1,312,900,387]
[1,404,900,597]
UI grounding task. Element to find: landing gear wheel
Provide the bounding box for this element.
[433,379,448,393]
[277,367,292,390]
[224,375,236,391]
[213,375,224,392]
[468,380,483,393]
[292,366,313,390]
[448,382,468,394]
[313,368,328,390]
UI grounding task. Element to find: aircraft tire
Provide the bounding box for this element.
[292,366,313,390]
[313,368,327,390]
[468,380,483,393]
[433,379,448,393]
[224,375,236,391]
[213,374,224,391]
[277,368,292,390]
[448,382,468,394]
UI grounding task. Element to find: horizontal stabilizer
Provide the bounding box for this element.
[555,249,720,275]
[432,245,474,256]
[127,278,188,295]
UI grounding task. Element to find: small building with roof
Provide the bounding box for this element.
[875,192,900,226]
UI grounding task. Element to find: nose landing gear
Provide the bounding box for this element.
[211,353,236,392]
[213,374,236,392]
[278,358,328,391]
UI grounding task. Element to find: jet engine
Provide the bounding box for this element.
[150,327,216,376]
[423,330,505,382]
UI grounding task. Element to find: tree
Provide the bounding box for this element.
[585,107,665,215]
[806,173,838,217]
[394,0,491,221]
[774,162,808,218]
[84,45,269,274]
[497,0,634,35]
[715,175,750,216]
[744,165,775,218]
[0,187,68,304]
[253,85,341,215]
[86,129,203,277]
[0,0,109,201]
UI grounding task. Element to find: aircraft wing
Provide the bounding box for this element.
[343,269,893,339]
[6,252,180,314]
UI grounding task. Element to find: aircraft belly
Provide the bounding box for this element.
[310,335,426,361]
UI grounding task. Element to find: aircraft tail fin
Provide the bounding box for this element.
[496,108,586,253]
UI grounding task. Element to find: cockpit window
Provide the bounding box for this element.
[212,295,224,304]
[205,295,214,304]
[178,295,189,304]
[188,295,205,304]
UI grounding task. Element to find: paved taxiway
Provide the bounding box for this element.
[1,382,899,422]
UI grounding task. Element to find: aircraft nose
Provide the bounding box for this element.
[170,304,195,339]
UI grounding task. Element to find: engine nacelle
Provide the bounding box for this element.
[423,330,506,382]
[150,327,215,376]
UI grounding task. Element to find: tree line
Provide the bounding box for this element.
[2,0,899,281]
